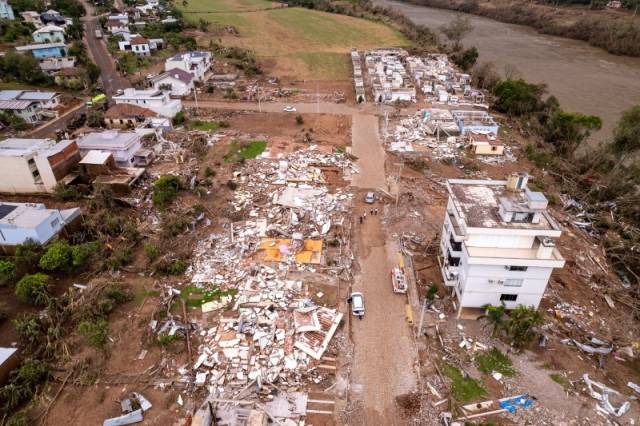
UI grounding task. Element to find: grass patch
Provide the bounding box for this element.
[188,120,221,131]
[475,347,516,377]
[224,140,267,162]
[441,363,487,403]
[550,373,572,391]
[179,284,238,308]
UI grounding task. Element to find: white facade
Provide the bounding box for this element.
[0,100,41,123]
[0,202,80,246]
[76,131,142,167]
[151,68,194,96]
[112,88,182,118]
[439,174,565,314]
[165,51,212,81]
[32,25,65,43]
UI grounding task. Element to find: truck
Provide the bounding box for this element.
[94,29,103,39]
[391,267,407,294]
[86,93,107,108]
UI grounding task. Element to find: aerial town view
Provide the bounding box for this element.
[0,0,639,423]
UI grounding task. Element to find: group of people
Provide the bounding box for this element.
[358,209,379,224]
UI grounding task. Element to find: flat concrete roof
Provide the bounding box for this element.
[0,203,57,228]
[77,131,140,150]
[0,138,74,157]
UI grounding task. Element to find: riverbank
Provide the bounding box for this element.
[398,0,640,57]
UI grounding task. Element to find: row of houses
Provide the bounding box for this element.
[350,49,365,103]
[364,48,416,104]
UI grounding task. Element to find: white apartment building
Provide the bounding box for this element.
[0,202,80,245]
[112,88,182,118]
[165,51,212,81]
[439,173,565,316]
[0,138,80,193]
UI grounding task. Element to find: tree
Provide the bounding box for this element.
[504,305,543,347]
[87,111,104,128]
[544,111,602,156]
[479,304,506,337]
[39,241,72,271]
[492,79,547,116]
[0,111,29,131]
[65,18,84,40]
[172,111,185,126]
[0,52,51,85]
[454,46,478,71]
[14,239,41,270]
[152,175,181,208]
[0,260,16,287]
[439,15,473,50]
[471,62,500,90]
[613,106,640,153]
[15,273,50,306]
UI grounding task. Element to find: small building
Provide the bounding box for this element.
[0,90,61,110]
[0,348,19,386]
[151,68,194,97]
[452,110,499,136]
[468,132,504,156]
[20,11,42,28]
[113,88,182,118]
[40,56,76,73]
[0,202,81,246]
[0,0,15,20]
[15,42,68,59]
[39,10,67,27]
[0,100,42,124]
[107,18,129,33]
[0,138,80,193]
[54,67,82,86]
[439,173,565,317]
[165,51,212,81]
[107,12,129,23]
[129,35,150,56]
[104,103,156,129]
[78,150,116,175]
[32,25,65,43]
[76,131,143,167]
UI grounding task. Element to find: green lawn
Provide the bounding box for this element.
[188,120,221,131]
[441,363,487,403]
[475,347,516,377]
[224,140,267,162]
[179,284,238,308]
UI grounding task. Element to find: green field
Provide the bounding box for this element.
[178,0,409,79]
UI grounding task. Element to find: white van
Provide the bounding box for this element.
[350,292,364,316]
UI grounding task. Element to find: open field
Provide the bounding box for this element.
[179,0,409,79]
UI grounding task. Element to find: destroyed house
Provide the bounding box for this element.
[0,138,80,193]
[452,110,499,135]
[0,202,80,245]
[439,173,565,317]
[76,131,144,168]
[468,132,504,155]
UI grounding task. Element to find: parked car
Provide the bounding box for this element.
[283,106,296,112]
[365,191,375,204]
[350,292,364,317]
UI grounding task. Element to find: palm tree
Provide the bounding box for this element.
[478,303,506,337]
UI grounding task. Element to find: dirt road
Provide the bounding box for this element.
[348,109,418,424]
[29,103,86,138]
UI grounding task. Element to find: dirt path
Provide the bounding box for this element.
[348,110,418,425]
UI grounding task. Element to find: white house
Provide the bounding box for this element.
[0,202,81,246]
[439,173,565,317]
[0,90,61,110]
[151,68,194,96]
[112,88,182,118]
[0,138,80,193]
[107,18,129,34]
[0,0,15,20]
[20,11,42,28]
[32,25,65,43]
[165,51,212,81]
[76,131,143,167]
[0,100,42,124]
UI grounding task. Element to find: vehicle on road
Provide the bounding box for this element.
[365,191,375,204]
[86,93,107,108]
[350,292,364,316]
[94,29,102,39]
[391,267,407,294]
[283,106,296,112]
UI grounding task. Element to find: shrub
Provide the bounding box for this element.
[0,360,49,411]
[71,241,100,268]
[172,111,185,126]
[39,240,72,271]
[13,314,43,346]
[53,183,81,201]
[160,214,190,238]
[295,115,304,125]
[0,260,16,286]
[504,305,543,347]
[226,180,237,190]
[165,259,187,275]
[144,243,160,261]
[78,319,109,347]
[204,166,215,177]
[14,239,41,270]
[152,175,181,209]
[453,46,478,71]
[492,79,546,116]
[104,248,132,270]
[15,273,49,306]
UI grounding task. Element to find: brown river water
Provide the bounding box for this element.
[376,0,640,145]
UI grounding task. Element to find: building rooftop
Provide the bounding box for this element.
[80,150,112,165]
[448,179,559,231]
[33,24,64,33]
[77,131,140,150]
[0,90,23,101]
[0,100,37,110]
[0,203,57,228]
[104,103,156,119]
[0,347,17,366]
[114,88,165,100]
[168,50,210,61]
[0,90,58,102]
[15,42,66,51]
[0,138,74,157]
[130,35,148,45]
[153,67,194,85]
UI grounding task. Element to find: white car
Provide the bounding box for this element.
[350,292,364,317]
[365,191,375,204]
[283,106,297,112]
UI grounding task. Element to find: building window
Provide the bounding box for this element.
[504,279,523,287]
[28,158,36,166]
[32,168,42,183]
[51,218,60,228]
[506,265,528,271]
[512,212,534,223]
[500,294,518,302]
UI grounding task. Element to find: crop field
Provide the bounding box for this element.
[178,0,409,79]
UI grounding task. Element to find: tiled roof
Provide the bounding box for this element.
[104,103,156,119]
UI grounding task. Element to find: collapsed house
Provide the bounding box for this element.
[365,48,416,103]
[0,202,80,246]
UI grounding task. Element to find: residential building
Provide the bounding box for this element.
[0,138,80,193]
[165,51,212,81]
[20,11,42,28]
[76,130,143,167]
[0,347,19,386]
[439,173,565,317]
[151,68,194,96]
[452,110,499,135]
[0,202,81,246]
[54,67,82,87]
[0,100,42,123]
[112,88,182,118]
[39,56,76,73]
[15,42,68,59]
[0,90,61,109]
[104,103,156,129]
[129,35,150,56]
[32,25,65,43]
[107,18,129,33]
[0,0,15,20]
[468,132,504,156]
[118,35,162,56]
[107,12,129,23]
[39,10,67,27]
